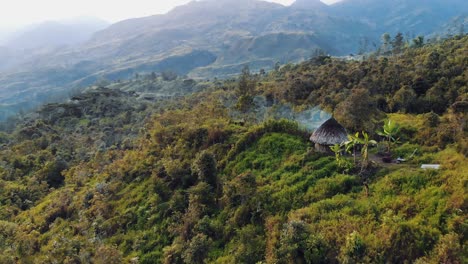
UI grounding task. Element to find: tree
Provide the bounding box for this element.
[377,120,401,154]
[412,36,425,48]
[425,51,444,73]
[358,131,377,171]
[381,33,392,54]
[94,245,123,264]
[162,70,178,81]
[182,233,211,264]
[390,85,417,112]
[163,238,185,264]
[358,37,369,55]
[425,78,449,114]
[284,75,313,103]
[339,231,367,264]
[229,225,266,263]
[335,88,380,132]
[274,61,281,72]
[39,159,68,188]
[344,132,361,165]
[222,172,256,209]
[192,151,217,188]
[278,220,328,263]
[236,66,256,111]
[176,182,215,240]
[392,32,405,54]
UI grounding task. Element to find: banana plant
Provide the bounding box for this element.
[344,132,361,164]
[377,119,400,153]
[359,132,377,171]
[330,144,353,173]
[330,144,343,162]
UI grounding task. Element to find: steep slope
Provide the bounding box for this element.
[429,15,468,38]
[0,37,466,263]
[331,0,468,35]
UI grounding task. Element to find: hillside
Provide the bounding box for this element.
[331,0,468,35]
[4,17,109,50]
[292,0,328,10]
[1,0,466,120]
[0,36,466,263]
[0,18,109,73]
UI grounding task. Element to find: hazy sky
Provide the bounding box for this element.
[0,0,341,29]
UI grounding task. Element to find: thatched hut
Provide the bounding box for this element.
[310,118,348,153]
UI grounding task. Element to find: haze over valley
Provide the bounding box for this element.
[0,0,466,120]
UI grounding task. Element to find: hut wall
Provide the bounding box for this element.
[315,143,332,153]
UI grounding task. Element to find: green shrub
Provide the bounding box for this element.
[192,151,217,187]
[339,231,367,264]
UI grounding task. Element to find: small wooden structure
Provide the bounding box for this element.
[310,118,348,153]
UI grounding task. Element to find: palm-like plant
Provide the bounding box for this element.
[377,120,400,153]
[331,144,353,173]
[344,132,360,164]
[358,132,377,171]
[330,144,343,162]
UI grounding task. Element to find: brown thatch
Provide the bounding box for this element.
[310,118,348,146]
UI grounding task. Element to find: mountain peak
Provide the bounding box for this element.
[292,0,328,9]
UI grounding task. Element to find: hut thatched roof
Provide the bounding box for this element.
[310,118,348,146]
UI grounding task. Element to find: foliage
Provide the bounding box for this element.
[0,35,465,263]
[236,66,257,112]
[192,151,218,188]
[331,144,354,173]
[358,132,377,171]
[377,119,401,153]
[344,132,361,164]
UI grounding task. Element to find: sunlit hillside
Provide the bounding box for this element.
[0,35,466,263]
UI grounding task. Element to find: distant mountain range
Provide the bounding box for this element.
[331,0,467,35]
[0,18,109,71]
[4,17,109,50]
[0,0,466,120]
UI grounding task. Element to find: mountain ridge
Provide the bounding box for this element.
[292,0,328,9]
[0,0,466,120]
[5,17,109,50]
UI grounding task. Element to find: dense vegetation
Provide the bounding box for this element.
[0,36,466,263]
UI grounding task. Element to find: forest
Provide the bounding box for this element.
[0,35,466,263]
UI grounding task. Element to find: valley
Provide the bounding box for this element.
[0,0,467,120]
